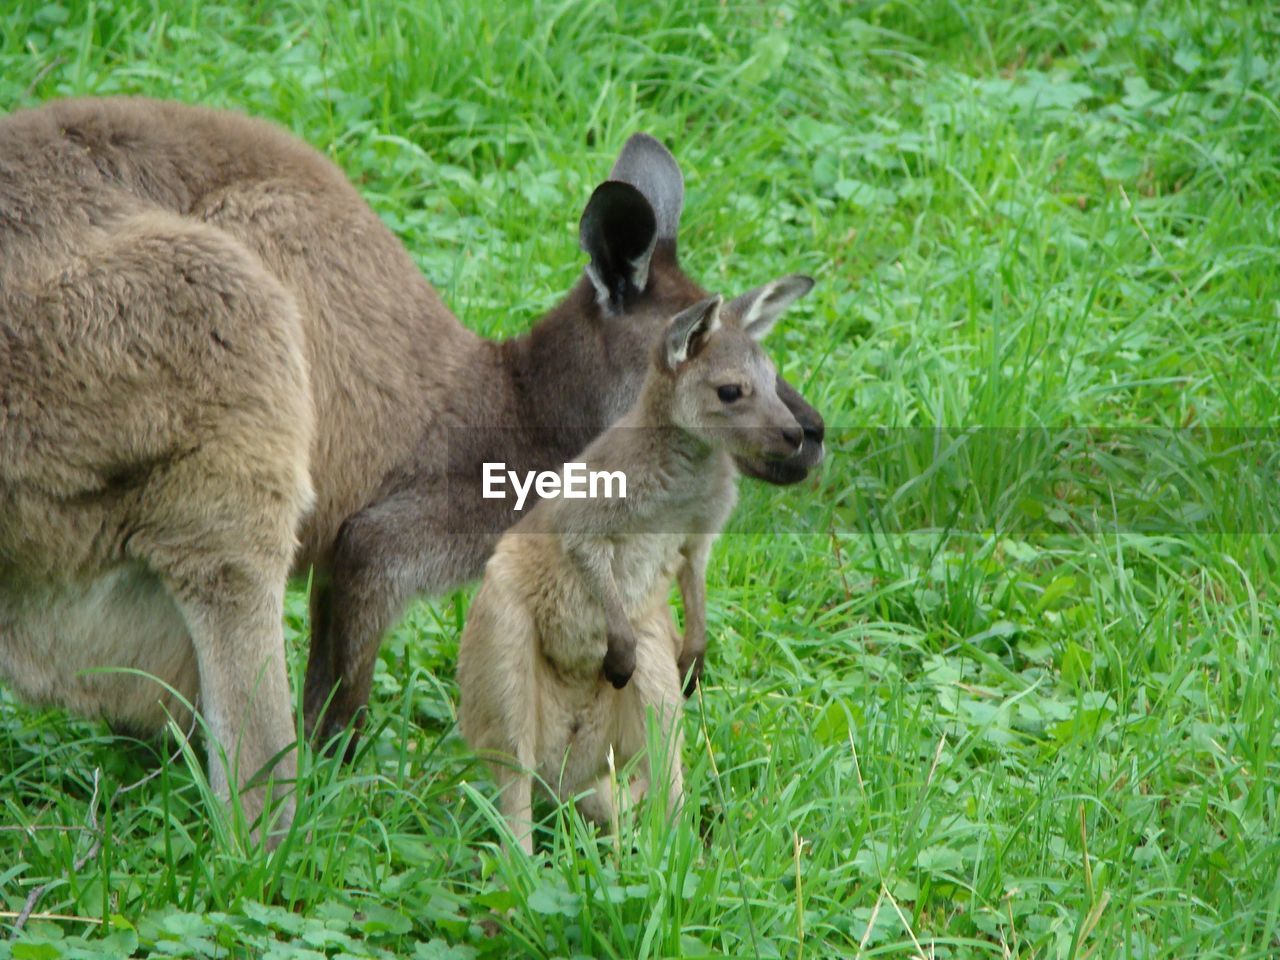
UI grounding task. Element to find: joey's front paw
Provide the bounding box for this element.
[602,638,636,689]
[678,651,705,697]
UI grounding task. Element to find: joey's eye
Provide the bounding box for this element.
[717,385,743,403]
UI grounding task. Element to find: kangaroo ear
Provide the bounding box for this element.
[607,133,684,241]
[579,181,658,313]
[725,275,814,341]
[665,296,723,369]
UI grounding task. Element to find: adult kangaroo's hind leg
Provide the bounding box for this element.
[40,214,316,841]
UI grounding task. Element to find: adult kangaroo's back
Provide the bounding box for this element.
[0,97,824,832]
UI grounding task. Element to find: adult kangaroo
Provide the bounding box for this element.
[0,97,824,834]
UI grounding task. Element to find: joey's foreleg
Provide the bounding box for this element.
[676,535,712,696]
[565,537,636,688]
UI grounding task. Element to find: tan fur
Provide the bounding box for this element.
[0,197,315,834]
[457,279,812,853]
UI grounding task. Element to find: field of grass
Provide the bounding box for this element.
[3,0,1280,956]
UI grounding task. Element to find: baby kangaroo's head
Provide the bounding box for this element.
[659,275,814,463]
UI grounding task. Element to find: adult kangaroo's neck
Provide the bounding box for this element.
[395,281,646,584]
[489,279,644,468]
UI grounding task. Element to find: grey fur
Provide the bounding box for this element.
[608,132,685,240]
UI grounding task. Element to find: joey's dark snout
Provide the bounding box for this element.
[759,416,803,460]
[757,390,806,460]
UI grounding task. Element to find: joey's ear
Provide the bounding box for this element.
[665,296,722,369]
[579,181,658,313]
[607,133,684,241]
[725,275,814,341]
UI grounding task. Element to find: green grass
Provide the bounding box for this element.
[3,0,1280,956]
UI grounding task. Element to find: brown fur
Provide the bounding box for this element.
[457,279,812,853]
[0,97,824,836]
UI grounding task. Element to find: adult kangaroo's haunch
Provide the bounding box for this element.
[0,97,824,835]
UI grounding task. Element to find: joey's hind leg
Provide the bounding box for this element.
[458,581,540,856]
[576,609,686,833]
[617,607,686,816]
[574,774,617,828]
[492,762,535,857]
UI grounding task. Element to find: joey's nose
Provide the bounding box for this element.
[781,425,804,451]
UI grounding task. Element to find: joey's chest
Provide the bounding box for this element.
[609,532,685,609]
